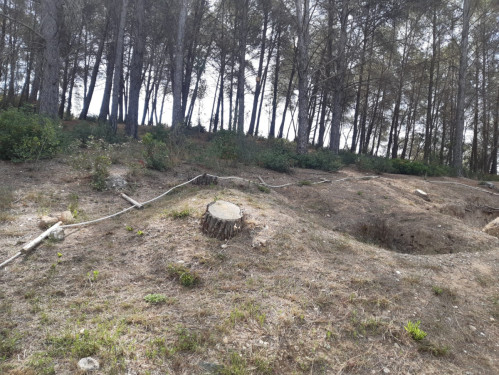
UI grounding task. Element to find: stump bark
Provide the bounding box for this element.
[201,200,243,240]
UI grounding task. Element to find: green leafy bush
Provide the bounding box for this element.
[404,320,427,341]
[92,155,111,191]
[144,294,167,304]
[210,130,239,160]
[167,263,200,287]
[142,132,170,171]
[0,108,61,161]
[294,149,343,171]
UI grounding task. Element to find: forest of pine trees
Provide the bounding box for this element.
[0,0,497,174]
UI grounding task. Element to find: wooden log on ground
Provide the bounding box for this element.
[22,221,62,253]
[201,200,243,240]
[121,193,143,209]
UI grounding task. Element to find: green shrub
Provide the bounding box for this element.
[404,320,427,341]
[91,155,111,191]
[144,294,167,304]
[210,130,239,161]
[259,150,292,173]
[0,108,61,161]
[142,133,169,171]
[167,263,200,287]
[294,149,343,171]
[0,330,19,360]
[356,155,392,174]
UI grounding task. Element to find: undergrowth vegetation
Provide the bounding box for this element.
[0,107,61,161]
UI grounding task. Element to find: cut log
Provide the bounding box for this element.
[121,193,143,209]
[22,221,62,253]
[201,200,243,240]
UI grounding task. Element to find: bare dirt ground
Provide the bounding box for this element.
[0,156,498,375]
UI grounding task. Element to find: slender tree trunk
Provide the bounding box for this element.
[110,0,129,134]
[452,0,472,175]
[329,1,348,154]
[490,87,499,174]
[39,0,63,117]
[278,48,297,139]
[126,0,145,138]
[269,24,281,138]
[80,19,108,120]
[295,0,310,154]
[236,0,249,134]
[248,9,269,136]
[172,0,189,129]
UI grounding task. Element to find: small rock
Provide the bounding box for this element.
[394,343,400,349]
[414,189,430,201]
[105,175,128,190]
[469,325,476,332]
[58,210,74,224]
[383,368,391,374]
[49,227,65,241]
[490,317,496,322]
[78,357,99,371]
[39,216,58,229]
[221,244,227,249]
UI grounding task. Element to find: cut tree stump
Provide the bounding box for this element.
[201,200,243,240]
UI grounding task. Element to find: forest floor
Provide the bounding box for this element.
[0,146,498,374]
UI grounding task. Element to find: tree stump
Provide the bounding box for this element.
[201,200,243,240]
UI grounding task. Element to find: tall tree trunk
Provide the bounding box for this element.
[278,47,297,139]
[424,8,437,163]
[126,0,145,138]
[172,0,189,129]
[329,0,348,154]
[490,87,499,174]
[295,0,310,154]
[269,24,281,138]
[248,9,269,136]
[110,0,129,134]
[452,0,472,175]
[236,0,249,134]
[80,19,108,120]
[39,0,62,117]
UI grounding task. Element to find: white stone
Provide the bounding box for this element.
[414,189,430,201]
[78,357,99,371]
[49,227,65,241]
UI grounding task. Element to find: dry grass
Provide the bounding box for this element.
[0,158,498,374]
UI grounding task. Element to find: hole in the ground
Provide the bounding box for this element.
[352,213,498,255]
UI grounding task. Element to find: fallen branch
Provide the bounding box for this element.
[121,193,143,209]
[22,221,62,253]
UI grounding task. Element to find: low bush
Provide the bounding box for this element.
[142,133,170,171]
[294,149,343,172]
[0,108,61,161]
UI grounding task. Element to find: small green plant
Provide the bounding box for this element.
[174,327,199,352]
[257,185,271,193]
[432,286,443,295]
[125,225,133,231]
[170,208,191,219]
[137,230,144,236]
[404,320,427,341]
[167,263,200,287]
[144,294,167,304]
[0,330,19,360]
[87,270,99,283]
[357,191,363,196]
[218,351,248,375]
[298,180,312,186]
[57,252,62,258]
[418,342,450,356]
